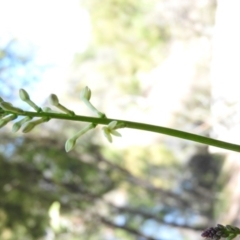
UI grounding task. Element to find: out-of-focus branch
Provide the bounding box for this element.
[99,215,159,240]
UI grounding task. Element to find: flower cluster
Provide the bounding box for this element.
[0,86,124,152]
[201,224,240,240]
[0,89,51,133]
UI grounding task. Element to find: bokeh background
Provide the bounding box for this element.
[1,0,240,239]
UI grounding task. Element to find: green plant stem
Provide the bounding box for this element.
[7,110,240,153]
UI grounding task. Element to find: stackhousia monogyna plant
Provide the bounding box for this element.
[1,87,240,238]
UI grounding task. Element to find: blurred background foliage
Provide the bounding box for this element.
[76,0,165,93]
[0,133,225,240]
[0,0,232,239]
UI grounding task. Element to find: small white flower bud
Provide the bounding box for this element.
[19,89,30,101]
[0,102,24,114]
[49,94,59,106]
[0,114,17,128]
[65,137,77,152]
[22,122,36,133]
[65,123,96,152]
[80,86,91,101]
[12,116,32,132]
[12,121,22,132]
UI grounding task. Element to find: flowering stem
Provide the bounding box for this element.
[3,110,240,153]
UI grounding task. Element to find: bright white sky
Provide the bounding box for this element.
[0,0,91,101]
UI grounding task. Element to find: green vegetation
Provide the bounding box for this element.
[0,0,236,239]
